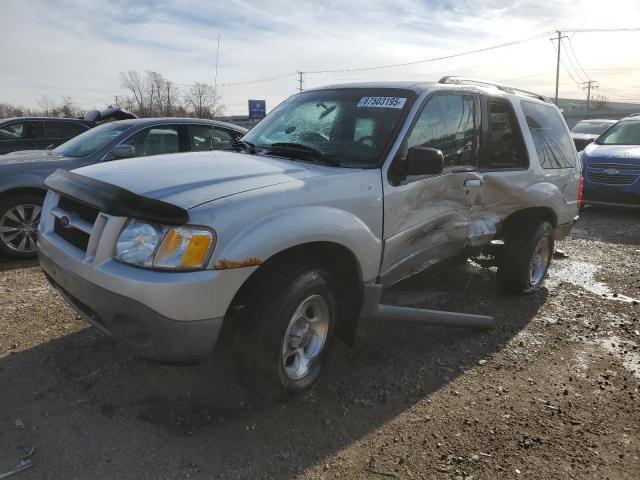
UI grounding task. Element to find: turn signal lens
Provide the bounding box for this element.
[154,227,215,270]
[577,175,584,209]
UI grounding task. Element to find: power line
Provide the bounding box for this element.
[305,32,550,74]
[560,37,588,83]
[565,36,591,81]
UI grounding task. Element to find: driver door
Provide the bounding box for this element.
[380,92,482,287]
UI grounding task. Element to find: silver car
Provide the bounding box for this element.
[38,78,581,399]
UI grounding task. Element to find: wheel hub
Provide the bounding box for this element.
[0,203,41,254]
[281,295,330,381]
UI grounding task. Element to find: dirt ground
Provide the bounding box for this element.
[1,206,639,480]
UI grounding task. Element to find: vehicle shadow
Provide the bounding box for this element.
[572,206,640,246]
[0,257,38,271]
[0,262,546,479]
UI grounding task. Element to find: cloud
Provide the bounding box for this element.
[1,0,639,114]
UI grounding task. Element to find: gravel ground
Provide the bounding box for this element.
[1,206,639,479]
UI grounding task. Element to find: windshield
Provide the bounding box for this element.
[597,121,640,145]
[54,122,132,157]
[570,121,615,135]
[242,88,416,167]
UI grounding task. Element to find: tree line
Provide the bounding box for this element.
[0,69,225,120]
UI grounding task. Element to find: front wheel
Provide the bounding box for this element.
[497,221,554,294]
[235,266,336,400]
[0,193,44,259]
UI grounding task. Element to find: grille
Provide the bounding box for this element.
[587,172,638,185]
[58,196,100,224]
[589,163,639,171]
[54,217,90,251]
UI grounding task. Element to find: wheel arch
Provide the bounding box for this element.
[227,241,365,343]
[500,206,557,235]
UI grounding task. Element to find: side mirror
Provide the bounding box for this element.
[110,144,135,160]
[405,146,444,175]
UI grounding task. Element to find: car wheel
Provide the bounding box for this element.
[0,193,44,259]
[235,266,336,401]
[497,221,554,294]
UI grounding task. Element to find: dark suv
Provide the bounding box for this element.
[0,117,94,154]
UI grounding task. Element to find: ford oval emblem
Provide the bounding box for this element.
[59,215,71,228]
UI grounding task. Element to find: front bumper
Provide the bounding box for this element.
[40,251,224,361]
[36,192,258,361]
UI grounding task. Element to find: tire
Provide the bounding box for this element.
[496,221,554,294]
[235,265,336,401]
[0,192,44,259]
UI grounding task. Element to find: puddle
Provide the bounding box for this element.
[548,260,639,303]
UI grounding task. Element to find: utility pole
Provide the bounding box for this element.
[552,30,568,105]
[581,80,598,118]
[297,72,304,92]
[113,95,119,107]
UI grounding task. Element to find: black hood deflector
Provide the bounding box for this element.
[44,169,189,225]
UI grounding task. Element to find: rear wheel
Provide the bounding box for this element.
[497,221,554,294]
[235,266,336,401]
[0,193,44,259]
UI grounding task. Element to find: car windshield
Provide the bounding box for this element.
[597,121,640,145]
[570,121,614,135]
[54,122,131,157]
[242,88,416,167]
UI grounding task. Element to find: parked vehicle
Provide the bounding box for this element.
[569,118,618,152]
[580,114,640,208]
[0,118,247,258]
[0,107,137,155]
[0,117,94,154]
[37,78,580,399]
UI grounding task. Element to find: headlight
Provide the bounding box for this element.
[115,220,215,270]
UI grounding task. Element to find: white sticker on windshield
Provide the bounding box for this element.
[357,97,407,109]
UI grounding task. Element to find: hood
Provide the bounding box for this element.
[582,143,640,164]
[0,150,71,166]
[71,151,343,209]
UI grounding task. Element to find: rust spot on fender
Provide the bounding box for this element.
[213,257,262,270]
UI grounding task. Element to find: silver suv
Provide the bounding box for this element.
[37,78,581,399]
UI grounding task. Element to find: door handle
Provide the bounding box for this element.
[464,178,482,188]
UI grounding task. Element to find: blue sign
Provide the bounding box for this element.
[248,99,266,120]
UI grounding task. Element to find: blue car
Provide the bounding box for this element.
[580,114,640,208]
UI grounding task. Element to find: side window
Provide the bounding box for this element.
[521,101,576,169]
[481,100,528,170]
[0,122,39,140]
[406,94,475,169]
[189,125,234,151]
[123,126,180,157]
[44,121,88,139]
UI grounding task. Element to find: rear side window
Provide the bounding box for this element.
[189,125,235,151]
[521,101,576,169]
[45,121,89,138]
[481,100,528,170]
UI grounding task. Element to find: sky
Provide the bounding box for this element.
[1,0,640,115]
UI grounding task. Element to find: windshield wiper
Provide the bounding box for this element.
[231,139,256,154]
[267,142,341,166]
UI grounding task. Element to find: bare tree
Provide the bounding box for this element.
[184,82,224,118]
[37,95,56,116]
[120,70,147,116]
[591,94,608,111]
[60,96,81,118]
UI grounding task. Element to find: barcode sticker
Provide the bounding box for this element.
[357,97,407,109]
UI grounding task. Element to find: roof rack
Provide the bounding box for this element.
[438,76,551,103]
